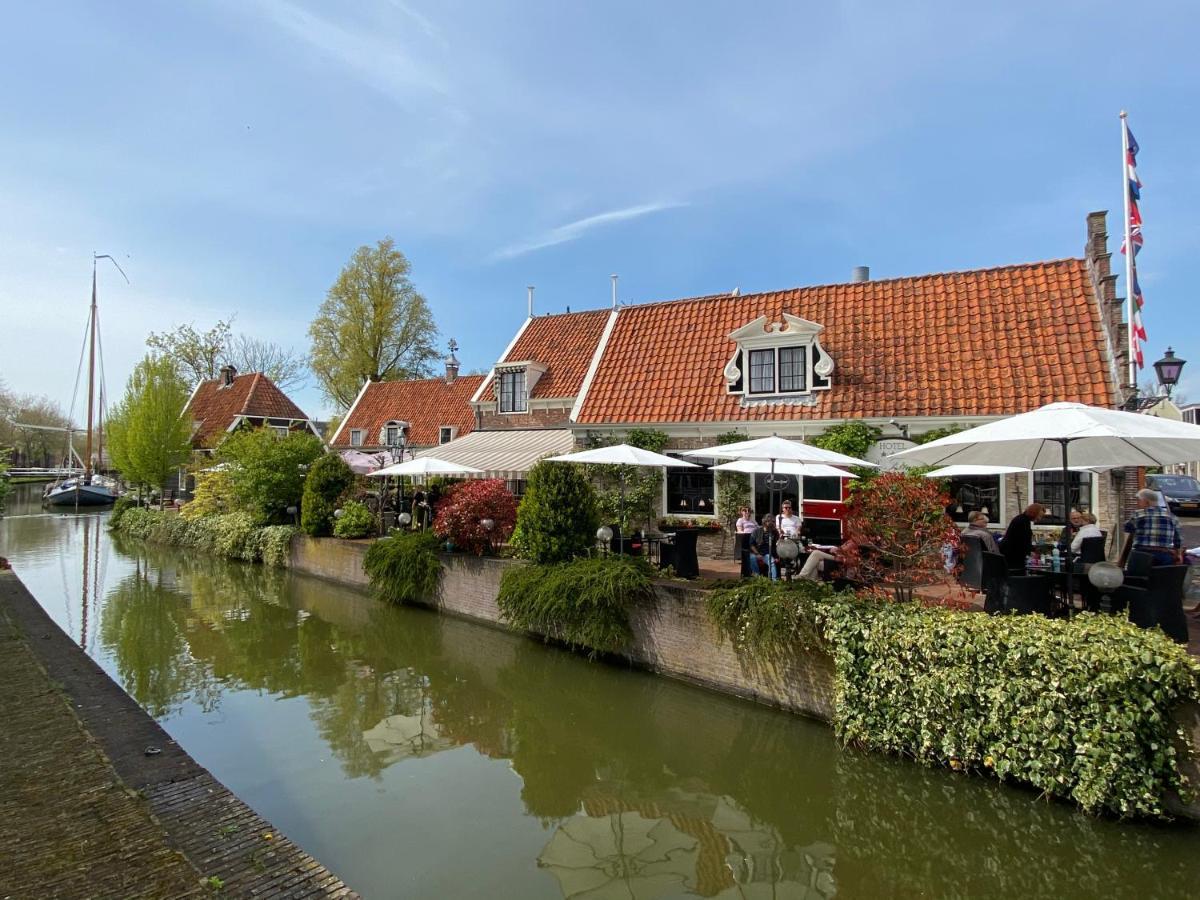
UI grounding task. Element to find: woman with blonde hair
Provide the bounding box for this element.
[1070,510,1102,554]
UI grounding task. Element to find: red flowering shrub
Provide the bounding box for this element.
[842,471,961,595]
[433,479,517,555]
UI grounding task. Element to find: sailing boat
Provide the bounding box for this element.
[44,256,122,508]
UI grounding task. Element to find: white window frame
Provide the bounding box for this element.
[747,345,807,396]
[270,425,289,438]
[1027,470,1099,526]
[349,429,365,447]
[724,314,833,397]
[439,426,456,444]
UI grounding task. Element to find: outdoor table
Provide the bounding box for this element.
[1025,562,1091,612]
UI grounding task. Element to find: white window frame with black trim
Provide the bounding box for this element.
[724,313,835,397]
[943,474,1004,525]
[663,453,716,517]
[1030,470,1097,526]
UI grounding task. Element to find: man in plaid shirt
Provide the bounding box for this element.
[1123,488,1182,566]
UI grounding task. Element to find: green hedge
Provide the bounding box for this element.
[497,556,654,656]
[112,507,295,568]
[706,579,1200,818]
[363,531,443,605]
[333,500,375,539]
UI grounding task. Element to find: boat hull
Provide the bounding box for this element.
[44,483,118,507]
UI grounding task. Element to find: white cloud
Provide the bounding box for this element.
[489,201,688,262]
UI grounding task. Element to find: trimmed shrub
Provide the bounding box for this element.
[510,461,599,564]
[181,468,233,520]
[333,500,375,538]
[497,555,654,656]
[705,581,1200,818]
[301,453,355,537]
[433,479,517,555]
[363,531,443,604]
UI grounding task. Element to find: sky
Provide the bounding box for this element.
[2,0,1198,420]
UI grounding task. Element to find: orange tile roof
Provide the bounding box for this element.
[490,309,610,400]
[332,375,485,448]
[185,372,311,448]
[575,259,1117,424]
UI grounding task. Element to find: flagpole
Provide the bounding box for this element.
[1120,110,1137,391]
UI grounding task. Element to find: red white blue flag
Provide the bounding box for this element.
[1121,118,1146,368]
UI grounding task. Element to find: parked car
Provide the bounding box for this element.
[1146,474,1200,516]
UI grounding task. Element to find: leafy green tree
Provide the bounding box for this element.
[308,238,439,409]
[0,447,11,510]
[105,355,193,495]
[0,382,71,468]
[218,428,324,524]
[714,431,751,532]
[301,453,356,536]
[810,421,882,458]
[510,461,600,564]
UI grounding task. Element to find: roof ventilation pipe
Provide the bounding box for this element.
[611,274,618,309]
[527,285,534,317]
[851,266,870,283]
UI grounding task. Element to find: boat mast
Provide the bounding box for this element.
[84,257,97,483]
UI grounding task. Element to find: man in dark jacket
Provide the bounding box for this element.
[1001,503,1046,570]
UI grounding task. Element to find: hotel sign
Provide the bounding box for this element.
[865,438,918,470]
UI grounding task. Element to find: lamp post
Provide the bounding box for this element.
[480,517,495,554]
[385,428,407,532]
[596,525,613,556]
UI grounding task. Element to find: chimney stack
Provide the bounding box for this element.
[444,338,460,384]
[219,364,237,387]
[851,266,870,283]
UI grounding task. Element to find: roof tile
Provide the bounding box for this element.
[185,372,311,448]
[331,375,484,448]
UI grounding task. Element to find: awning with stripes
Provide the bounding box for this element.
[414,429,575,480]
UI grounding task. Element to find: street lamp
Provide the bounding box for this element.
[1152,347,1186,398]
[480,517,495,554]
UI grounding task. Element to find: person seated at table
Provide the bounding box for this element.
[1000,503,1046,570]
[775,501,802,538]
[1123,488,1182,566]
[747,514,778,580]
[962,511,999,553]
[735,506,757,533]
[1057,509,1085,551]
[797,538,857,581]
[1069,511,1102,554]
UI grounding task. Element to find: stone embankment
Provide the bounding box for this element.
[0,571,358,900]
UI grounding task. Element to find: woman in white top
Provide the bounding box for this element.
[775,500,802,537]
[1070,511,1102,554]
[735,506,757,533]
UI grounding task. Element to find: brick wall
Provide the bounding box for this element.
[289,536,835,720]
[477,404,574,430]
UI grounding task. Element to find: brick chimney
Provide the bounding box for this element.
[219,364,237,387]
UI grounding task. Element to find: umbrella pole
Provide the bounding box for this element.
[1059,438,1074,618]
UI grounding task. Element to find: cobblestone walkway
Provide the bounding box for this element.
[0,596,203,899]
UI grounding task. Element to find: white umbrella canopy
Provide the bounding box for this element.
[891,402,1200,469]
[923,463,1109,478]
[547,443,698,468]
[339,449,390,475]
[711,460,859,479]
[684,435,873,468]
[368,457,483,478]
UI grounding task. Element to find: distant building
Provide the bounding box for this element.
[183,366,318,453]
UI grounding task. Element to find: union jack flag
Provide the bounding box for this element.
[1122,118,1146,367]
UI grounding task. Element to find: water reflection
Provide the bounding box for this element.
[2,485,1198,899]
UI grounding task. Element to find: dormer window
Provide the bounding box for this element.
[494,360,546,414]
[381,420,409,447]
[725,314,834,398]
[349,429,365,447]
[499,370,527,413]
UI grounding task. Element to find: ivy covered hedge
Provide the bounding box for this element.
[498,556,654,656]
[707,579,1200,818]
[111,507,296,567]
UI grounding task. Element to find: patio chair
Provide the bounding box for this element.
[1078,536,1106,564]
[1118,565,1190,643]
[959,535,984,591]
[1005,575,1052,616]
[981,551,1010,614]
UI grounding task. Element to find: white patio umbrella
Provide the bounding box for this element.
[546,443,697,529]
[367,457,483,478]
[922,464,1109,478]
[339,448,390,475]
[711,460,859,479]
[892,401,1200,608]
[685,435,873,518]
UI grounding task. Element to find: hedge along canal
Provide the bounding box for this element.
[6,490,1198,897]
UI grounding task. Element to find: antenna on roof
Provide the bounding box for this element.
[527,285,534,317]
[610,273,618,309]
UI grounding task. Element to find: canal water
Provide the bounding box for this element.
[1,484,1197,898]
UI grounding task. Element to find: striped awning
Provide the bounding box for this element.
[414,429,575,480]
